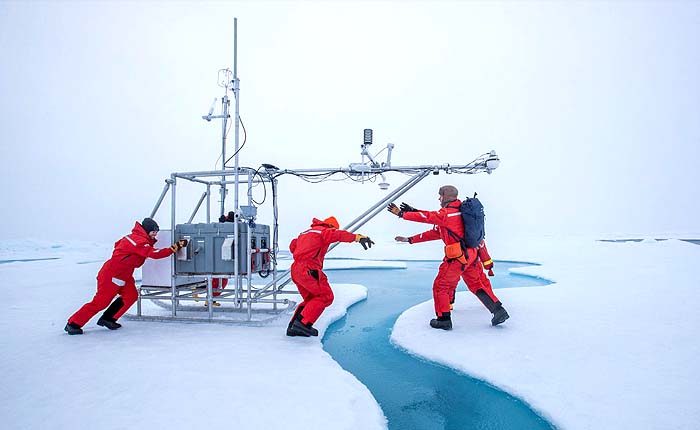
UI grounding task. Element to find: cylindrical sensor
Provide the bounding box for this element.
[363,129,373,145]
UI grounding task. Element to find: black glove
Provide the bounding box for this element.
[400,202,418,212]
[227,211,235,221]
[387,203,403,218]
[219,214,227,222]
[179,239,188,248]
[355,234,375,250]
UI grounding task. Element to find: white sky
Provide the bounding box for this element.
[1,1,699,244]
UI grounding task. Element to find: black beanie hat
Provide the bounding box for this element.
[141,218,159,234]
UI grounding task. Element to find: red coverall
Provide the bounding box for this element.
[289,217,357,325]
[68,222,174,326]
[212,278,228,297]
[405,201,477,317]
[460,240,501,305]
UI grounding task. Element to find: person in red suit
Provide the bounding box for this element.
[286,216,374,337]
[454,240,509,325]
[389,185,477,330]
[64,218,187,335]
[194,278,227,307]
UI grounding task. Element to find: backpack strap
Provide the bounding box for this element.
[445,227,468,250]
[443,201,469,250]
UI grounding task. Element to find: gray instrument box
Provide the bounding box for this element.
[174,222,270,275]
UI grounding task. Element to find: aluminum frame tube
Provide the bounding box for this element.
[220,93,228,218]
[325,170,431,255]
[272,177,279,309]
[207,274,214,320]
[170,149,498,181]
[343,171,430,231]
[187,191,209,224]
[150,179,173,219]
[173,167,259,179]
[206,184,211,223]
[173,175,211,186]
[232,21,242,309]
[246,226,252,320]
[233,218,240,310]
[259,170,430,293]
[170,175,177,317]
[246,173,253,320]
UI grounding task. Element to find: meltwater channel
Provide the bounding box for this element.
[322,260,556,430]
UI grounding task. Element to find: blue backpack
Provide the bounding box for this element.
[460,194,485,248]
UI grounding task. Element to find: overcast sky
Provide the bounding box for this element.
[1,1,699,245]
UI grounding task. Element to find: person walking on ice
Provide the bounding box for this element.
[389,185,508,329]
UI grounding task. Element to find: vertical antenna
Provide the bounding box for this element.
[220,81,229,216]
[201,19,240,217]
[233,17,240,219]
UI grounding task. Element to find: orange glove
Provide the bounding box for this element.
[170,239,188,252]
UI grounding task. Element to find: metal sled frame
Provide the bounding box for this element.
[128,157,499,324]
[126,18,500,324]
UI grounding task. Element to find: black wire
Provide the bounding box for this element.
[274,169,387,185]
[266,152,492,187]
[250,166,267,206]
[224,114,247,166]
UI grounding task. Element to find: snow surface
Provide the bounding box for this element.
[389,236,700,430]
[2,236,699,429]
[0,241,385,430]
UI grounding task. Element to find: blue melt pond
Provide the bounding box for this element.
[322,260,556,430]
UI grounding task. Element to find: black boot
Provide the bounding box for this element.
[100,298,124,321]
[307,322,319,337]
[287,305,305,331]
[475,289,509,325]
[430,312,453,330]
[475,289,499,312]
[286,317,318,337]
[491,303,510,326]
[97,317,122,330]
[64,322,83,335]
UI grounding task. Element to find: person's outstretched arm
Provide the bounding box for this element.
[388,203,452,227]
[407,226,441,244]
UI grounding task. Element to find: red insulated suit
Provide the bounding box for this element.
[289,218,357,325]
[68,222,174,326]
[405,200,477,317]
[460,240,501,304]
